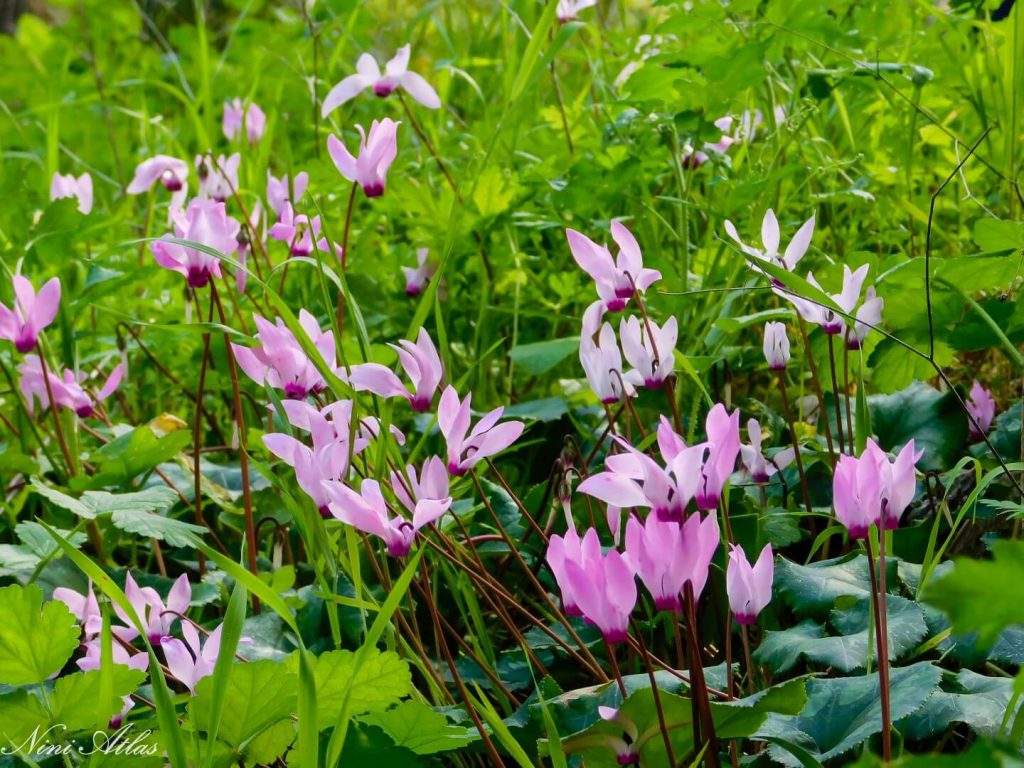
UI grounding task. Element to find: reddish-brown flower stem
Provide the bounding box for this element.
[632,619,677,767]
[210,282,260,610]
[419,559,506,766]
[777,370,814,517]
[796,317,835,462]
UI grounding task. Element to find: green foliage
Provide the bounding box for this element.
[760,663,943,766]
[923,539,1024,648]
[0,584,80,685]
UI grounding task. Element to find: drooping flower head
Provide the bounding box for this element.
[624,513,688,612]
[620,315,677,389]
[0,275,60,353]
[784,264,871,336]
[437,385,524,475]
[50,172,93,214]
[739,418,795,484]
[966,380,996,442]
[323,477,445,557]
[726,544,774,625]
[127,155,190,214]
[327,119,400,198]
[833,439,922,537]
[561,530,637,644]
[266,171,309,218]
[845,286,884,350]
[222,98,266,143]
[196,153,241,202]
[152,198,240,288]
[580,323,635,404]
[231,310,337,400]
[557,0,598,22]
[113,572,191,646]
[679,511,720,601]
[346,327,444,412]
[322,45,440,116]
[269,203,322,257]
[402,248,434,297]
[725,208,815,274]
[390,456,453,525]
[18,356,123,418]
[162,621,223,694]
[566,222,661,312]
[694,404,741,510]
[763,321,790,370]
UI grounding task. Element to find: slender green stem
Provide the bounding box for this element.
[827,334,846,454]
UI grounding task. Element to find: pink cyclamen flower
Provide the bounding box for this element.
[346,327,444,411]
[277,398,405,448]
[126,155,190,214]
[152,198,241,288]
[50,172,93,214]
[580,323,635,404]
[321,45,440,116]
[323,478,444,557]
[763,321,790,370]
[557,0,598,22]
[726,544,773,625]
[402,248,434,297]
[624,513,688,612]
[327,119,400,198]
[391,456,453,523]
[566,221,661,312]
[269,203,322,257]
[966,380,996,441]
[740,418,795,484]
[437,385,525,475]
[679,511,721,601]
[78,637,149,728]
[785,264,870,335]
[54,582,102,639]
[563,533,637,644]
[232,310,337,400]
[620,315,677,389]
[264,432,357,516]
[113,572,190,645]
[222,98,266,143]
[694,404,741,510]
[725,209,815,273]
[845,286,884,350]
[832,451,881,540]
[833,438,921,537]
[865,439,922,530]
[545,523,593,617]
[0,275,60,353]
[162,622,223,694]
[196,153,241,202]
[266,171,309,218]
[18,356,123,417]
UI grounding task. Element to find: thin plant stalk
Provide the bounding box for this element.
[419,559,506,765]
[632,619,677,767]
[739,625,756,696]
[210,282,260,606]
[843,343,854,450]
[604,638,628,698]
[191,291,215,575]
[865,529,892,762]
[797,317,835,461]
[684,584,721,768]
[826,334,846,454]
[777,370,814,516]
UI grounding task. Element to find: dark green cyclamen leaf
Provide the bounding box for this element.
[898,670,1022,741]
[759,662,942,766]
[15,521,87,559]
[0,584,80,685]
[508,337,580,376]
[556,677,806,768]
[868,382,969,471]
[774,554,899,618]
[923,539,1024,649]
[361,701,479,754]
[974,401,1021,464]
[756,597,927,673]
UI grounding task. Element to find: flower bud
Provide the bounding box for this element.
[763,321,790,371]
